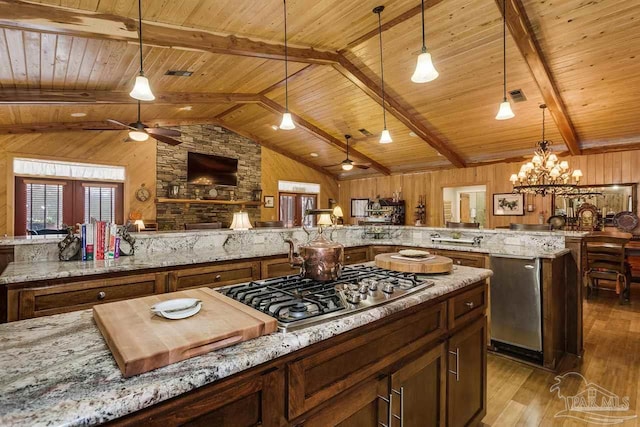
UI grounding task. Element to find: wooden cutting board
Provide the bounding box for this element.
[93,287,277,377]
[375,253,453,274]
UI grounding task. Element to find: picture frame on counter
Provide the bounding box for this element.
[493,193,525,216]
[264,195,275,208]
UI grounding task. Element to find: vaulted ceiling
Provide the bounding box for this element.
[0,0,638,179]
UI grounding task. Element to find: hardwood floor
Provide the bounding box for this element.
[483,292,640,426]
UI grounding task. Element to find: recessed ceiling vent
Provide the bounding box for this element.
[165,70,193,77]
[509,89,527,103]
[358,128,373,137]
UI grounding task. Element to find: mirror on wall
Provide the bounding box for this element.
[442,185,487,227]
[552,184,637,227]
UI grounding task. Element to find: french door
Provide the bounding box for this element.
[15,177,124,235]
[279,193,317,227]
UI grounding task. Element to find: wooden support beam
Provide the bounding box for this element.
[0,89,261,105]
[0,0,339,64]
[0,119,228,134]
[258,96,391,176]
[342,0,444,51]
[497,0,581,155]
[211,119,337,179]
[333,56,466,168]
[215,104,245,119]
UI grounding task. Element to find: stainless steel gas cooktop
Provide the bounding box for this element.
[220,265,439,332]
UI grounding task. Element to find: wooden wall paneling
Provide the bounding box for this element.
[260,147,338,223]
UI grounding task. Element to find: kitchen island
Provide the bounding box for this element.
[0,264,492,427]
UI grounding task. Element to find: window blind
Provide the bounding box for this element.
[84,186,116,223]
[26,183,64,231]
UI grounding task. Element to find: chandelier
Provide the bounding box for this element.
[509,104,583,196]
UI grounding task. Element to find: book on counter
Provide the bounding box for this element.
[78,221,122,262]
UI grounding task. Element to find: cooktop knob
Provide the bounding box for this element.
[368,282,378,291]
[382,283,395,294]
[359,284,369,294]
[346,291,361,304]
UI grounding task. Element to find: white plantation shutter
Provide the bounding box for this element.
[25,183,64,231]
[84,186,116,223]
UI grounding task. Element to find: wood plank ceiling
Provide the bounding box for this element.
[0,0,638,178]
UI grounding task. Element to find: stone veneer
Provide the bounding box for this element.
[156,125,261,230]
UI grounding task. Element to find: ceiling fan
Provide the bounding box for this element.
[324,135,371,171]
[106,101,182,146]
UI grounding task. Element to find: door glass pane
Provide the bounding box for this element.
[280,195,295,227]
[301,195,317,228]
[26,183,64,231]
[84,186,116,223]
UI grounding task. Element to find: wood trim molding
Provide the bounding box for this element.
[210,119,337,179]
[333,55,466,168]
[0,89,261,105]
[258,96,391,175]
[497,0,581,155]
[0,0,339,64]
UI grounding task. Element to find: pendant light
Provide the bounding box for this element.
[495,0,514,120]
[342,135,354,171]
[374,6,392,144]
[279,0,296,130]
[411,0,439,83]
[129,0,155,101]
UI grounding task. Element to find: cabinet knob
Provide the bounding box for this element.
[465,301,474,309]
[456,260,462,265]
[97,291,106,300]
[214,274,222,281]
[346,255,351,260]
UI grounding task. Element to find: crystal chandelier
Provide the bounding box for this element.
[509,105,582,196]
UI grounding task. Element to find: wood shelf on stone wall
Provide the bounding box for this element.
[155,198,262,208]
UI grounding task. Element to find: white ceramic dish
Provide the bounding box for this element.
[151,298,202,320]
[397,249,431,258]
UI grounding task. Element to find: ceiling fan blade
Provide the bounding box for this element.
[147,127,181,137]
[354,164,371,169]
[149,133,182,146]
[106,119,137,131]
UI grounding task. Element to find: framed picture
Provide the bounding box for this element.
[493,193,525,216]
[264,195,275,208]
[351,198,369,217]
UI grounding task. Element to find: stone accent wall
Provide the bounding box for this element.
[156,125,261,230]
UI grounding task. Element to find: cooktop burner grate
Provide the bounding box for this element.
[220,265,439,331]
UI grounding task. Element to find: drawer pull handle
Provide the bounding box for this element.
[465,301,474,309]
[214,274,222,281]
[449,348,460,382]
[97,291,106,300]
[392,387,404,427]
[346,255,351,260]
[456,260,462,265]
[377,394,391,427]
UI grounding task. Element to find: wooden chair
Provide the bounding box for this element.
[184,222,222,230]
[254,221,285,228]
[445,221,480,229]
[583,231,632,304]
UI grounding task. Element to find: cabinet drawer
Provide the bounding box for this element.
[169,261,260,291]
[344,247,368,264]
[12,273,165,321]
[448,283,487,330]
[286,301,446,419]
[261,257,300,279]
[438,250,486,268]
[368,245,396,260]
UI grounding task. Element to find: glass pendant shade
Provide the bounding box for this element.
[379,129,393,144]
[411,51,439,83]
[332,206,344,218]
[129,75,155,101]
[128,130,149,141]
[317,213,333,226]
[572,169,583,182]
[342,162,354,171]
[279,112,295,130]
[230,211,253,230]
[509,174,518,184]
[495,101,515,120]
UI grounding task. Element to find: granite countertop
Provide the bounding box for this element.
[0,265,492,427]
[0,239,568,285]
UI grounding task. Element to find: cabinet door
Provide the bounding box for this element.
[390,343,447,427]
[447,316,487,427]
[299,377,389,427]
[261,257,301,279]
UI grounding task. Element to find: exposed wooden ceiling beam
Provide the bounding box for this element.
[0,0,339,64]
[333,55,466,168]
[210,119,337,179]
[496,0,581,155]
[215,104,245,119]
[258,96,391,176]
[0,119,228,134]
[342,0,444,51]
[259,64,317,95]
[0,89,261,105]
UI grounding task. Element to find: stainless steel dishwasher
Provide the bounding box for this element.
[489,255,542,359]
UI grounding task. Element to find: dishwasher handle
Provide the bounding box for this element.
[524,264,536,270]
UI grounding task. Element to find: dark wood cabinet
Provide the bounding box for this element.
[344,246,368,264]
[261,256,301,278]
[0,246,14,274]
[169,261,260,291]
[390,342,447,427]
[447,316,487,427]
[368,245,397,260]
